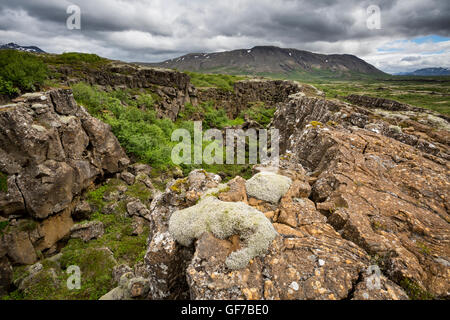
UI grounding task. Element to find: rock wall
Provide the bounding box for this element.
[57,63,197,121]
[0,89,128,293]
[272,94,450,298]
[197,79,321,118]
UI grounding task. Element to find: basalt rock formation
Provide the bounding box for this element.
[0,89,128,293]
[132,83,449,300]
[54,62,317,121]
[197,79,323,118]
[1,63,449,300]
[272,94,449,298]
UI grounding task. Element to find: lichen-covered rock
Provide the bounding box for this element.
[34,208,74,251]
[169,196,277,270]
[273,93,450,299]
[245,172,292,204]
[143,170,222,299]
[3,230,37,265]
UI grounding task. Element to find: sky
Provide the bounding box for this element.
[0,0,449,74]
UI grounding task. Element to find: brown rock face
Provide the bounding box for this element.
[273,94,450,299]
[140,89,448,300]
[0,88,128,283]
[0,89,128,219]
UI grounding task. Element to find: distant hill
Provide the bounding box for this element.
[395,67,450,76]
[0,42,45,53]
[148,46,386,79]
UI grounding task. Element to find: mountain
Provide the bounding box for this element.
[150,46,386,78]
[395,67,450,76]
[0,42,45,53]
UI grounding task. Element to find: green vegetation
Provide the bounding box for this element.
[239,102,276,127]
[312,78,450,115]
[0,50,48,96]
[3,178,150,300]
[0,172,7,192]
[72,83,257,179]
[400,277,434,300]
[0,220,9,235]
[50,52,107,65]
[185,71,246,91]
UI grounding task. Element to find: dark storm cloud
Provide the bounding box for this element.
[0,0,449,72]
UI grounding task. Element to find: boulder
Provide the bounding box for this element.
[245,172,292,204]
[126,200,150,219]
[70,221,104,242]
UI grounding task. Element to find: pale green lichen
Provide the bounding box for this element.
[245,172,292,204]
[168,196,277,270]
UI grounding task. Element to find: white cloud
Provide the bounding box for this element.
[0,0,448,72]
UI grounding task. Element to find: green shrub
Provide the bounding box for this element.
[0,50,48,95]
[72,83,259,175]
[52,52,107,65]
[0,77,19,96]
[400,278,434,300]
[240,102,276,127]
[72,83,176,169]
[186,72,246,91]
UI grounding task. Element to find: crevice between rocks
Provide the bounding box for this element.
[343,270,364,300]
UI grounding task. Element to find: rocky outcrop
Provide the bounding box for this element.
[0,88,128,293]
[346,94,419,112]
[142,170,222,300]
[140,166,409,300]
[70,221,104,242]
[0,89,129,219]
[57,63,197,121]
[197,79,322,118]
[272,94,450,299]
[135,88,448,300]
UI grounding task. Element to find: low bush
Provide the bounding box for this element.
[0,50,48,95]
